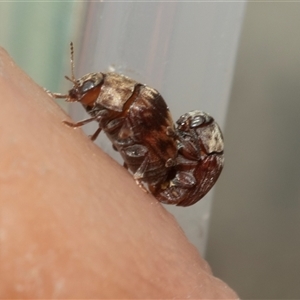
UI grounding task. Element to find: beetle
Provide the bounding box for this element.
[150,110,224,206]
[50,43,178,192]
[49,43,224,206]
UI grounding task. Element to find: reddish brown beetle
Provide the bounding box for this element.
[50,43,178,192]
[151,111,224,206]
[49,43,224,206]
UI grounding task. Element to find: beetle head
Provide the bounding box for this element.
[66,73,104,106]
[176,110,224,156]
[63,42,104,106]
[176,111,213,131]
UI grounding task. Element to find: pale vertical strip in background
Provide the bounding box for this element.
[207,3,300,298]
[71,2,246,255]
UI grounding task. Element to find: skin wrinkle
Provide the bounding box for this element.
[0,47,238,299]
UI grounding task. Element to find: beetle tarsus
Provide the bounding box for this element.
[46,90,69,99]
[89,127,102,141]
[63,116,99,128]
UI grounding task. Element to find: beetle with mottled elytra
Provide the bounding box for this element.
[50,43,178,193]
[151,110,224,206]
[49,43,224,206]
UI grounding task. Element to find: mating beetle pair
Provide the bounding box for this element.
[50,43,224,207]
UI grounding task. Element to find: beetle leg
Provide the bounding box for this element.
[63,110,107,128]
[176,131,201,161]
[45,89,69,99]
[63,116,100,128]
[89,127,102,141]
[170,171,196,188]
[123,162,128,169]
[133,155,150,181]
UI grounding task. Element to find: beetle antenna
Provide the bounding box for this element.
[64,42,77,85]
[70,41,76,82]
[65,75,76,84]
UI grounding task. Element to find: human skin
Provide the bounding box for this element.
[0,47,238,299]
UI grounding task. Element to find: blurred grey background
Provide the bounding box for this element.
[1,2,300,299]
[206,3,300,299]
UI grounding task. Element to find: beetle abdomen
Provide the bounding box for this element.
[103,83,178,187]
